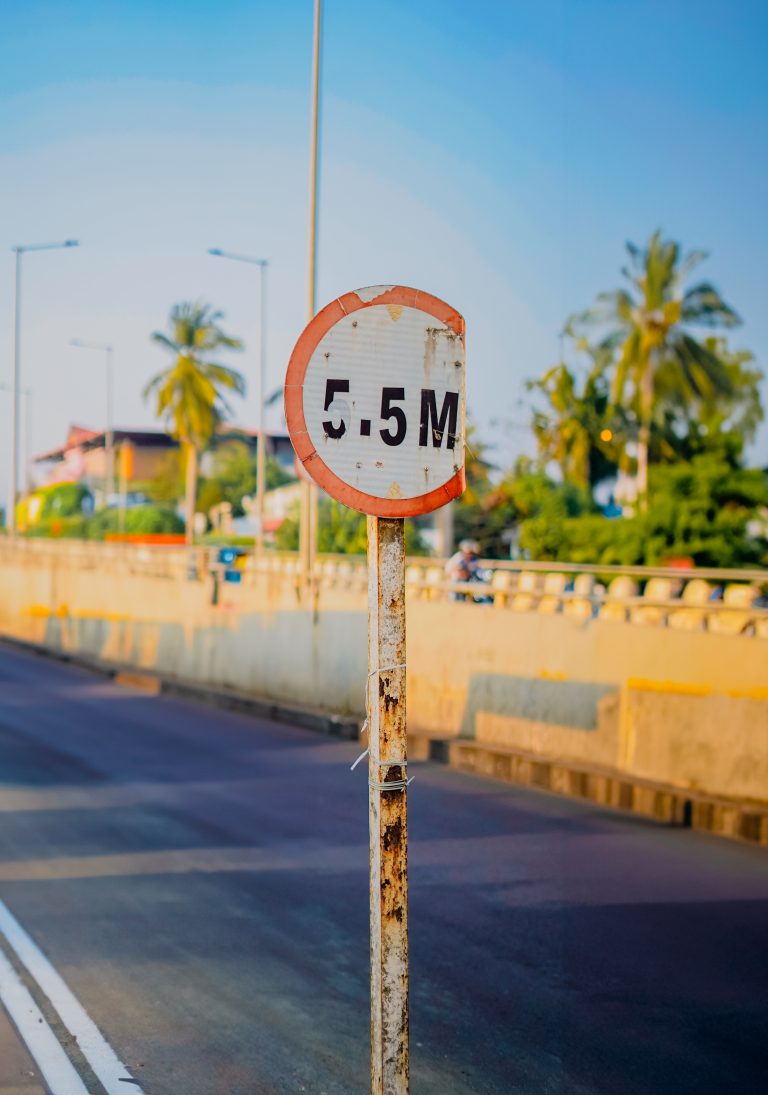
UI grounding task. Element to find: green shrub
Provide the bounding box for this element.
[200,533,255,547]
[122,507,184,535]
[517,456,768,567]
[40,482,92,519]
[18,483,92,529]
[25,515,90,539]
[274,498,429,556]
[25,505,183,540]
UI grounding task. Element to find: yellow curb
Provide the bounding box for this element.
[114,671,162,695]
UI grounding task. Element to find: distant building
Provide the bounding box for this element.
[32,423,295,500]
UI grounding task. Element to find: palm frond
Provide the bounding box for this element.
[146,301,246,449]
[142,370,173,401]
[676,249,708,284]
[151,332,180,356]
[624,240,644,278]
[681,282,740,328]
[674,334,734,399]
[199,362,247,396]
[611,329,641,406]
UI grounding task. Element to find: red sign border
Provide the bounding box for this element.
[285,285,466,517]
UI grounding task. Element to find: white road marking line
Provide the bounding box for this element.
[0,947,89,1095]
[0,899,145,1095]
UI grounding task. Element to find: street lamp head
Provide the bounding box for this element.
[208,247,268,267]
[70,338,113,353]
[12,239,80,254]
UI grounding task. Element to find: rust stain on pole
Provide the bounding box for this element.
[368,514,409,1094]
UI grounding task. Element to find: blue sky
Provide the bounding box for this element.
[1,0,767,504]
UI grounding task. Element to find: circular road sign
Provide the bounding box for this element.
[285,285,465,517]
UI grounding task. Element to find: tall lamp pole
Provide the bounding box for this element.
[303,0,323,581]
[8,239,79,534]
[0,386,31,495]
[208,248,269,557]
[70,340,115,506]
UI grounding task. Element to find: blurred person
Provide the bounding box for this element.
[445,539,491,602]
[446,539,481,583]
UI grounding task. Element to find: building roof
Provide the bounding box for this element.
[33,423,291,464]
[34,426,176,463]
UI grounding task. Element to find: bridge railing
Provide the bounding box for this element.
[241,551,768,635]
[2,538,766,636]
[401,560,768,636]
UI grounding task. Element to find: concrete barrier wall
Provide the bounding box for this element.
[0,543,766,804]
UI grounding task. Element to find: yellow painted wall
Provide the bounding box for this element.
[1,542,766,803]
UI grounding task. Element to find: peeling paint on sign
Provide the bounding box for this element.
[285,285,466,518]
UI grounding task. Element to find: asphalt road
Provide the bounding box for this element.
[0,641,767,1095]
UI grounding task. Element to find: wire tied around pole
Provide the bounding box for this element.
[350,663,412,789]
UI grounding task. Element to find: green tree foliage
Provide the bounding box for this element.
[141,451,185,505]
[208,443,294,516]
[36,483,91,520]
[196,444,295,525]
[526,349,626,489]
[499,468,594,560]
[16,482,92,532]
[95,507,184,537]
[519,456,768,567]
[508,231,766,567]
[317,499,368,555]
[567,231,740,501]
[652,338,764,464]
[210,443,255,510]
[142,443,295,520]
[24,505,183,540]
[144,302,245,541]
[195,477,226,516]
[456,461,593,560]
[274,497,429,556]
[452,424,498,552]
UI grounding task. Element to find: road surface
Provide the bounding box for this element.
[0,640,766,1094]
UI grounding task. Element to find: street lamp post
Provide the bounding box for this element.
[0,386,31,496]
[8,240,79,534]
[69,340,115,506]
[304,0,323,582]
[208,248,269,559]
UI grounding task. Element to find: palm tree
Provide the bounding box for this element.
[656,337,764,450]
[568,231,740,504]
[527,349,623,491]
[144,302,245,544]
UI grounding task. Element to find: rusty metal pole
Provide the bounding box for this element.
[367,514,409,1095]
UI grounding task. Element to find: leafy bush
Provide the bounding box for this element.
[456,467,595,559]
[201,533,255,547]
[25,505,183,540]
[26,515,91,539]
[17,482,93,530]
[38,482,92,520]
[274,498,429,556]
[517,455,768,567]
[196,478,226,516]
[124,507,184,534]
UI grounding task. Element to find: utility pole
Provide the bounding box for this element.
[208,249,269,560]
[9,240,79,533]
[302,0,322,583]
[70,340,115,505]
[10,246,21,534]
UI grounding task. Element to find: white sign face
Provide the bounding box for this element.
[285,285,465,517]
